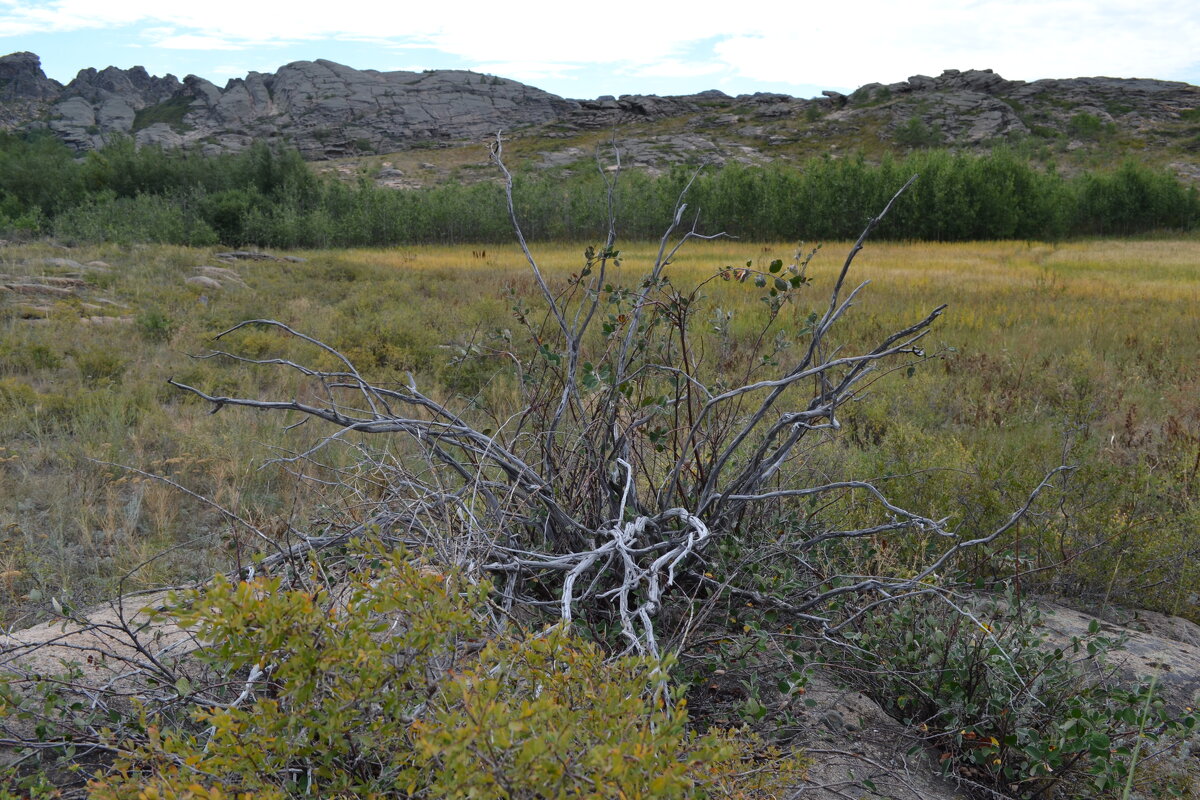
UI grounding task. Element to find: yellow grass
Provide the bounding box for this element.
[0,238,1197,621]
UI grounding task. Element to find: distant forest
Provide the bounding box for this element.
[1,132,1197,247]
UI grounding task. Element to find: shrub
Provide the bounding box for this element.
[134,309,177,343]
[198,187,263,246]
[834,591,1198,798]
[71,345,128,388]
[87,545,805,798]
[1069,112,1114,141]
[54,192,219,246]
[131,96,194,133]
[895,117,943,148]
[0,340,62,373]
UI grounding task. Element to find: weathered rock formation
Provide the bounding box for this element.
[0,52,578,158]
[1,53,1198,171]
[0,51,62,129]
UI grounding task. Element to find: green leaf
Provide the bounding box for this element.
[774,277,789,292]
[769,259,784,273]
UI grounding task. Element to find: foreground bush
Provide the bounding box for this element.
[834,591,1198,798]
[83,546,803,799]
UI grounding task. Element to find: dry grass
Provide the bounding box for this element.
[0,238,1197,624]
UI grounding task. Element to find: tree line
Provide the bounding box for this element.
[1,131,1196,247]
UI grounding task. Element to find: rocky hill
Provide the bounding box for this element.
[0,51,577,158]
[2,51,1199,181]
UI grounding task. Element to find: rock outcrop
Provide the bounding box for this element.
[0,53,578,158]
[1,53,1198,170]
[0,51,62,129]
[0,51,60,101]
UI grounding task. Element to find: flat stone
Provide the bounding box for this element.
[185,275,223,291]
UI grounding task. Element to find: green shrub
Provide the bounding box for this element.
[1069,112,1114,141]
[71,345,128,388]
[86,546,804,798]
[894,117,943,149]
[54,192,219,246]
[2,131,1199,245]
[836,591,1198,798]
[0,340,62,373]
[198,187,262,246]
[131,96,194,133]
[135,309,177,343]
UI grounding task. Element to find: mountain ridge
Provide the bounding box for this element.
[2,51,1198,182]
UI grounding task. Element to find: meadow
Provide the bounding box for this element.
[0,236,1197,627]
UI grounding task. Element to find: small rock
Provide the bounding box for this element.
[195,266,247,287]
[1,283,75,297]
[213,251,305,263]
[214,250,279,262]
[14,304,51,318]
[81,316,132,325]
[39,257,85,270]
[819,709,845,733]
[185,275,223,291]
[821,90,848,108]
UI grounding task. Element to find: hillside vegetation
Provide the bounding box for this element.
[1,133,1198,248]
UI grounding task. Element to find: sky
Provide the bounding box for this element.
[1,0,1198,100]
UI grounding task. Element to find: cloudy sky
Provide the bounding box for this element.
[1,0,1198,99]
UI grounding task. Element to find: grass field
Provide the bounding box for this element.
[1,238,1197,626]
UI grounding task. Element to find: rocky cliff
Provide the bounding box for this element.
[0,52,578,158]
[1,52,1198,173]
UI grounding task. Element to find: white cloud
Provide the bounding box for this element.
[624,60,725,79]
[711,0,1200,87]
[2,0,1198,89]
[472,62,578,81]
[153,34,248,51]
[208,62,287,81]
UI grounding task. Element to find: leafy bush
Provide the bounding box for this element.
[86,545,804,798]
[71,345,128,388]
[835,591,1198,798]
[0,340,62,373]
[198,187,262,245]
[2,132,1198,245]
[895,117,943,148]
[131,96,194,133]
[134,309,177,343]
[54,192,219,246]
[1069,112,1114,141]
[1072,161,1200,234]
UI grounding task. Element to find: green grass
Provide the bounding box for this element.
[0,239,1196,624]
[131,95,195,133]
